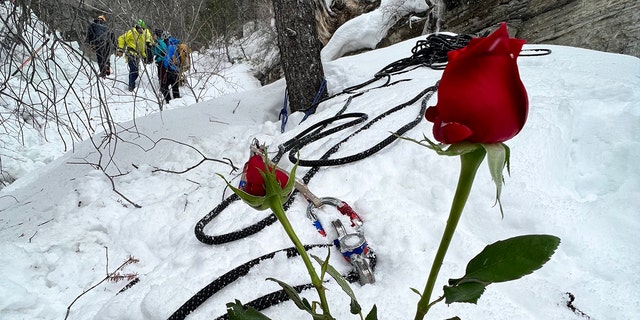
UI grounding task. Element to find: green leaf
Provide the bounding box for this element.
[311,313,334,320]
[451,235,561,284]
[310,254,362,314]
[365,305,378,320]
[282,158,297,196]
[261,152,296,201]
[318,249,331,281]
[349,298,362,315]
[481,143,507,217]
[397,134,483,157]
[443,282,486,304]
[410,287,422,297]
[446,142,484,156]
[302,298,312,310]
[216,173,270,211]
[502,143,511,176]
[266,277,312,313]
[226,299,273,320]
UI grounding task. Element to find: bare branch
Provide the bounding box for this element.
[64,247,140,320]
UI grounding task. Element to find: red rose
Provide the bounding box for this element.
[425,22,528,144]
[241,154,289,196]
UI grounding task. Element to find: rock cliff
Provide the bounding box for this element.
[436,0,639,57]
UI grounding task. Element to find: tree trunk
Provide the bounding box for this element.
[272,0,327,113]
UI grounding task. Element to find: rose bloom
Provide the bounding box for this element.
[425,22,528,144]
[241,154,289,196]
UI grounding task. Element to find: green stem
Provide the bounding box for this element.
[269,196,332,317]
[414,148,486,320]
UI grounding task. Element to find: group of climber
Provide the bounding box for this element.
[84,16,187,103]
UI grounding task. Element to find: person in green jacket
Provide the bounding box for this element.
[116,19,152,91]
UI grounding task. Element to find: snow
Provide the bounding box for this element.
[2,3,640,320]
[321,0,428,61]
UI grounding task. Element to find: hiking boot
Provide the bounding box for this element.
[128,87,135,92]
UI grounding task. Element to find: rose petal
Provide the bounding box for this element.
[425,106,439,122]
[439,122,473,144]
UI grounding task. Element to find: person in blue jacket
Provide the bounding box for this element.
[162,35,181,102]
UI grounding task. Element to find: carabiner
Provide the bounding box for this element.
[306,198,375,284]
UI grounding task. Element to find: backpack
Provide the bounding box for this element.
[176,43,191,72]
[169,46,181,72]
[164,37,181,73]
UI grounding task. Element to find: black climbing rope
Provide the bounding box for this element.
[168,245,330,320]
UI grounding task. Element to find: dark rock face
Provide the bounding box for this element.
[437,0,639,57]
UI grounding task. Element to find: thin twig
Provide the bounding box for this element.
[28,231,37,242]
[37,218,54,226]
[64,248,139,320]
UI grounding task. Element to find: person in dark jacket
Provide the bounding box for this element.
[85,15,115,78]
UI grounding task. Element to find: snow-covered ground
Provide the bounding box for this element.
[1,2,639,320]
